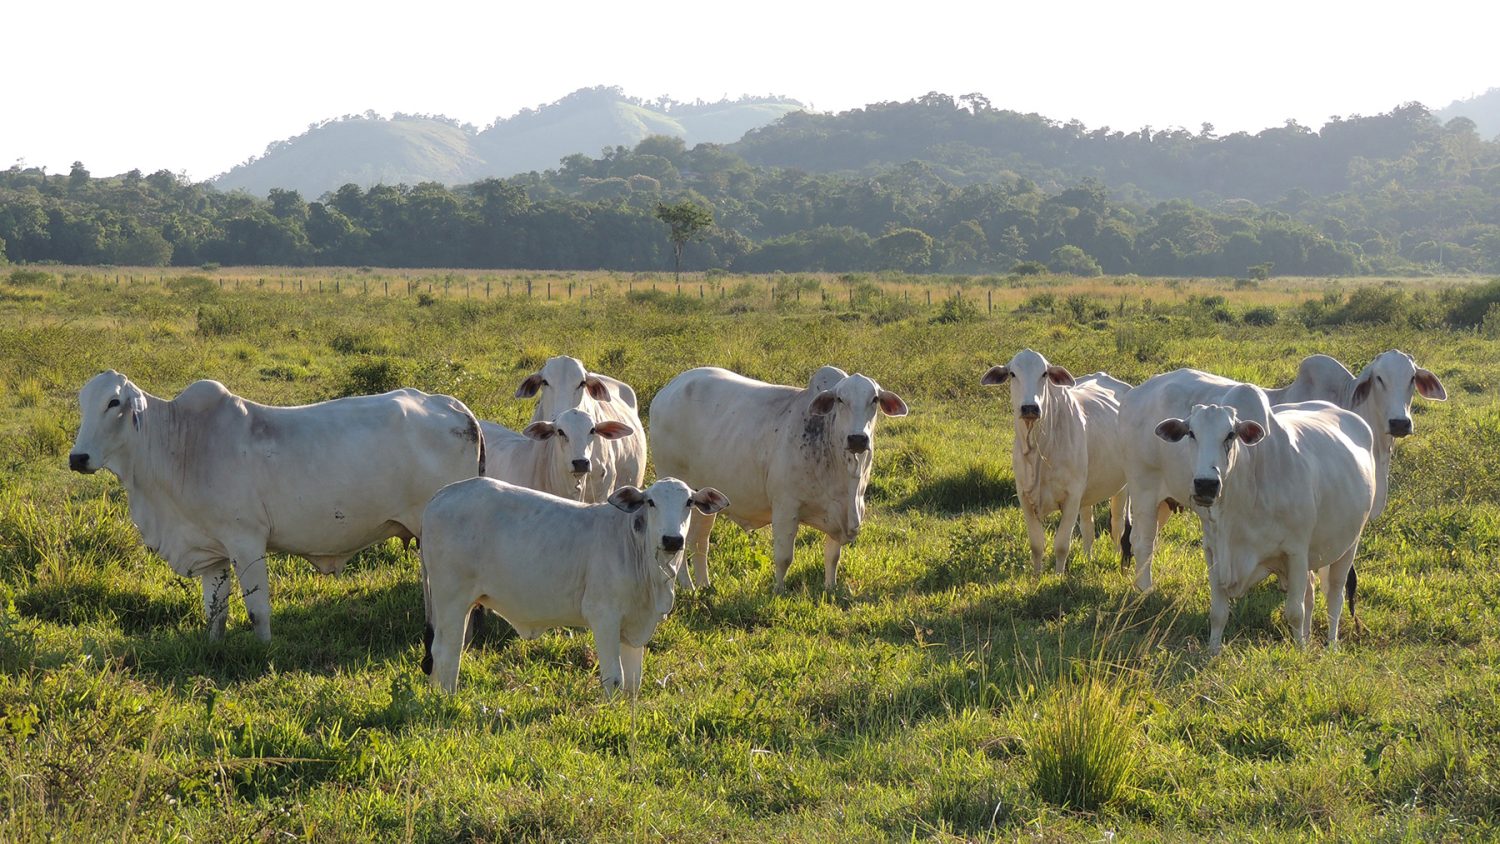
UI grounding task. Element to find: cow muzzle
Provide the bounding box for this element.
[571,458,591,476]
[69,453,95,474]
[1192,477,1220,507]
[1388,419,1412,438]
[846,434,870,454]
[661,535,684,553]
[1019,404,1040,421]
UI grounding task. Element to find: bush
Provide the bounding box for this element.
[1242,306,1279,326]
[7,269,52,287]
[932,294,981,325]
[339,358,406,397]
[416,292,437,307]
[1028,676,1142,811]
[1445,279,1500,329]
[1011,261,1047,277]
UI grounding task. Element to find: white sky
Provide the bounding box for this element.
[4,0,1496,182]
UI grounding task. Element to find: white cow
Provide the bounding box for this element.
[514,356,645,490]
[1152,387,1375,652]
[981,350,1131,574]
[649,366,909,593]
[68,371,486,642]
[480,409,634,502]
[420,477,729,695]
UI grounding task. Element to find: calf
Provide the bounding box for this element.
[514,356,645,490]
[420,478,729,695]
[981,350,1131,574]
[481,409,634,502]
[1153,387,1375,652]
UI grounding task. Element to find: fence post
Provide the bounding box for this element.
[927,289,931,305]
[988,289,992,314]
[486,282,491,299]
[547,281,551,300]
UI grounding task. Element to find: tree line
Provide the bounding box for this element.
[2,99,1497,276]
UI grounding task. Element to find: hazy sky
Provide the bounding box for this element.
[5,0,1495,182]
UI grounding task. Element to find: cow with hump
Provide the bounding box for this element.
[649,365,909,594]
[419,477,729,695]
[981,349,1131,575]
[68,371,486,642]
[1151,385,1375,653]
[513,355,645,492]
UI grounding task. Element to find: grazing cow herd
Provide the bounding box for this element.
[68,349,1444,694]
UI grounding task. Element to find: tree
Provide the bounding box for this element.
[875,227,933,272]
[655,200,713,281]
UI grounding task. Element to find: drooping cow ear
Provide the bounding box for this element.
[514,373,543,399]
[593,420,634,440]
[690,487,730,515]
[809,390,837,415]
[1155,418,1190,442]
[130,396,147,431]
[876,390,909,417]
[1414,368,1447,401]
[1046,365,1076,387]
[608,486,646,513]
[584,375,612,402]
[1235,420,1266,446]
[980,365,1010,386]
[1351,376,1372,406]
[522,421,557,441]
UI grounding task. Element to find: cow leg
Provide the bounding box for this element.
[621,642,645,697]
[1282,553,1310,649]
[1323,546,1356,649]
[1207,581,1230,655]
[770,508,799,593]
[1055,495,1083,574]
[201,564,234,641]
[1021,502,1048,576]
[1109,492,1129,566]
[1078,506,1095,561]
[684,508,716,590]
[1127,496,1162,592]
[822,535,843,592]
[590,618,625,699]
[426,596,470,693]
[229,545,272,642]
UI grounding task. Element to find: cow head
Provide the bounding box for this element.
[70,371,148,475]
[609,479,728,576]
[808,373,908,456]
[523,408,632,495]
[1350,350,1446,439]
[514,356,612,417]
[1155,402,1266,507]
[981,349,1074,427]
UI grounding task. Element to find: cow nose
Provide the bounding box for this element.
[661,535,684,553]
[69,453,90,473]
[1388,419,1412,437]
[846,434,869,453]
[1019,404,1040,420]
[571,459,591,475]
[1193,477,1220,499]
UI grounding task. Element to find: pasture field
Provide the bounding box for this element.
[1,267,1499,841]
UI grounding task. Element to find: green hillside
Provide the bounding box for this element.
[1436,87,1500,139]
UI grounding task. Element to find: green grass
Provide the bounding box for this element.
[1,270,1498,840]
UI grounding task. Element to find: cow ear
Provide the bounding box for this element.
[1046,365,1076,387]
[876,390,908,417]
[130,396,147,431]
[1235,420,1266,446]
[809,390,837,415]
[608,486,646,513]
[522,421,556,441]
[584,375,612,402]
[514,373,543,399]
[980,365,1011,386]
[1351,376,1372,406]
[1414,368,1447,401]
[690,487,730,515]
[1155,419,1190,442]
[593,420,634,440]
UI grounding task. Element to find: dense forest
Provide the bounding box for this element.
[2,95,1498,276]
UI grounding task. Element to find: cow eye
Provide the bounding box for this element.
[579,381,587,388]
[647,499,656,508]
[556,430,568,439]
[540,379,548,386]
[1186,431,1195,440]
[107,398,121,409]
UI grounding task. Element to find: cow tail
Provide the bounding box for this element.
[1120,516,1133,566]
[476,421,487,477]
[1345,564,1358,619]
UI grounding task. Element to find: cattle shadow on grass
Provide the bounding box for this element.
[895,464,1016,515]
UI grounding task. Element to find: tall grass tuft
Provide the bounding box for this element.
[1026,674,1142,812]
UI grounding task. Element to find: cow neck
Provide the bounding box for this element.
[538,435,585,502]
[1013,382,1080,517]
[608,507,675,619]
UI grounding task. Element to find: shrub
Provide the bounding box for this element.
[7,269,52,287]
[1445,278,1500,329]
[1027,676,1142,811]
[932,294,981,324]
[1011,261,1047,277]
[1242,306,1279,326]
[416,292,437,307]
[339,358,406,397]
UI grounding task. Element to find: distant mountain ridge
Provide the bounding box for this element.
[212,87,804,197]
[1436,88,1500,139]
